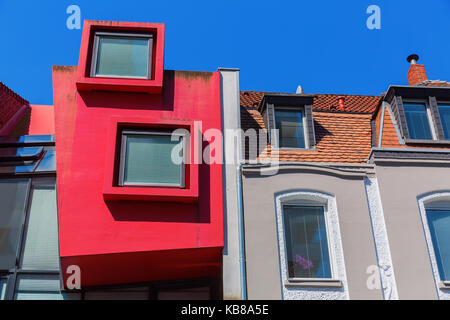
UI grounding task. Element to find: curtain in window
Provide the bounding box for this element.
[96,36,149,78]
[283,206,331,279]
[426,210,450,281]
[124,134,182,186]
[0,179,29,270]
[403,103,432,140]
[21,186,59,270]
[275,110,305,148]
[438,104,450,140]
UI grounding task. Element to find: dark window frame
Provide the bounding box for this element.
[437,101,450,141]
[260,94,316,151]
[118,129,186,188]
[273,106,309,150]
[90,31,154,80]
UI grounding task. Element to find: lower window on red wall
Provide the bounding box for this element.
[118,129,186,188]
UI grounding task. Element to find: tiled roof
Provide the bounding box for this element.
[0,82,30,132]
[416,80,450,87]
[240,91,378,164]
[240,91,381,113]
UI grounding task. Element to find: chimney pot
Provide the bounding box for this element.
[338,96,345,111]
[407,54,419,65]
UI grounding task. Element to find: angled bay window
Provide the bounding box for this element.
[283,205,332,279]
[119,130,185,188]
[260,94,316,150]
[91,32,153,79]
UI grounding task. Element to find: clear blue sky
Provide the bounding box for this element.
[0,0,449,105]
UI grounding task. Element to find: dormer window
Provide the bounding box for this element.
[90,32,153,79]
[385,86,450,144]
[259,94,316,151]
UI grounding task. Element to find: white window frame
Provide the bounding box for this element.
[90,31,154,79]
[118,130,186,188]
[273,106,309,150]
[275,190,349,300]
[418,192,450,299]
[281,202,334,282]
[436,100,450,140]
[402,99,437,140]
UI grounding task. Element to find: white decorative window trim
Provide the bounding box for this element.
[275,190,349,300]
[417,191,450,300]
[364,177,399,300]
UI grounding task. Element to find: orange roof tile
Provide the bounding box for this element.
[240,91,377,164]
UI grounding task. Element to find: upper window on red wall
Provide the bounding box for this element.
[90,32,153,79]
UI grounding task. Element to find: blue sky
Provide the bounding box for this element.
[0,0,449,105]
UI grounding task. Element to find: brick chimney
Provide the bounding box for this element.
[407,54,427,85]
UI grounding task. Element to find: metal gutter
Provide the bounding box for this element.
[378,102,386,147]
[236,164,247,300]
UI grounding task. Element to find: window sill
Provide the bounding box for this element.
[405,139,450,145]
[284,279,343,288]
[439,281,450,290]
[273,147,317,152]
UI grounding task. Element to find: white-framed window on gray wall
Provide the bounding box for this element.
[275,190,349,300]
[418,192,450,299]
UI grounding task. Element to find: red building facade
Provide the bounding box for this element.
[53,21,224,294]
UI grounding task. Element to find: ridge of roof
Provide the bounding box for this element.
[0,82,29,106]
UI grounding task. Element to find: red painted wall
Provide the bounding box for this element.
[52,23,224,287]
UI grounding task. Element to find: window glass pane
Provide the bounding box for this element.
[15,274,64,300]
[426,209,450,281]
[21,184,59,270]
[0,278,6,300]
[438,104,450,140]
[35,150,56,172]
[275,110,306,148]
[283,206,331,279]
[124,134,183,186]
[0,179,29,270]
[96,36,149,78]
[403,103,432,140]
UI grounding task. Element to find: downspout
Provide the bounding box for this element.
[236,163,247,300]
[378,101,386,148]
